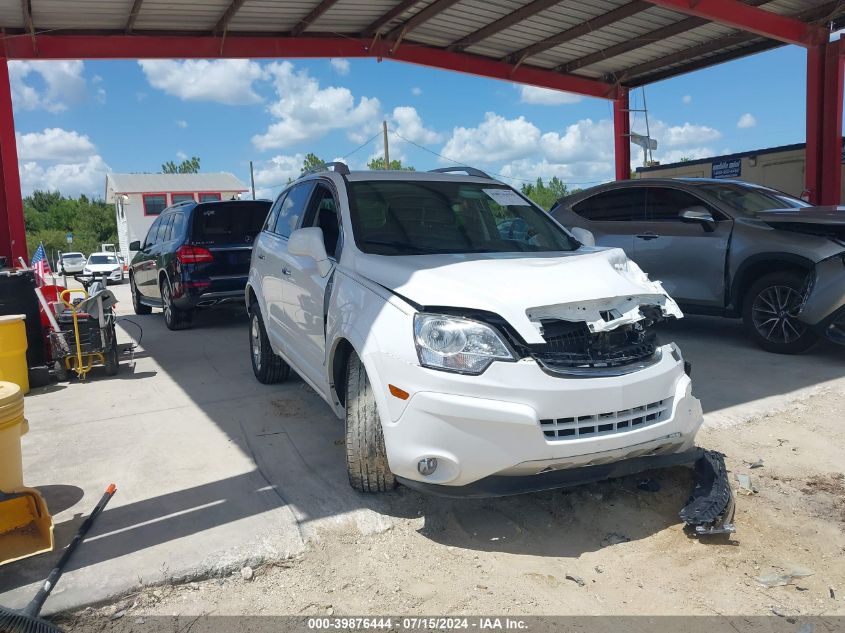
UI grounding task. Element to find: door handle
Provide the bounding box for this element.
[635,232,660,240]
[257,254,265,260]
[282,267,292,276]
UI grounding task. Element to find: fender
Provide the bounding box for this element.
[729,252,815,310]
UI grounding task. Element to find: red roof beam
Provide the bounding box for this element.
[641,0,827,46]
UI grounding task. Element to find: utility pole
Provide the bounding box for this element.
[249,160,256,199]
[382,120,390,169]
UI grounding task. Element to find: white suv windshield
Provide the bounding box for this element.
[348,181,577,255]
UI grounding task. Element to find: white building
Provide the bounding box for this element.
[105,173,249,260]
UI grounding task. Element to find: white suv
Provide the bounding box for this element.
[246,166,722,517]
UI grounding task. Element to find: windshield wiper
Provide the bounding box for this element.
[360,239,446,254]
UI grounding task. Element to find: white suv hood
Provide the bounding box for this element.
[353,247,682,345]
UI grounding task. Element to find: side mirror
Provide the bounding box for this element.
[129,240,141,251]
[289,227,331,277]
[679,206,716,230]
[570,227,596,247]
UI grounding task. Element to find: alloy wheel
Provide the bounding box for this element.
[751,285,807,344]
[251,315,262,372]
[162,281,172,325]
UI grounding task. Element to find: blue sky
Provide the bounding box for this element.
[9,43,815,199]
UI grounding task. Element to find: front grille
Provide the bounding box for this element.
[531,319,658,373]
[539,399,671,441]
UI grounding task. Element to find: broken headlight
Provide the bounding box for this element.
[414,313,515,374]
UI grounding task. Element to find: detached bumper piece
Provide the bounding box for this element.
[679,449,736,537]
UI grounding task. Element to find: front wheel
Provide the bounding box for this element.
[103,336,119,376]
[130,275,152,315]
[249,302,290,384]
[743,271,818,354]
[345,352,396,493]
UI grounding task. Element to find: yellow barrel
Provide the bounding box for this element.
[0,380,54,566]
[0,381,28,491]
[0,315,29,394]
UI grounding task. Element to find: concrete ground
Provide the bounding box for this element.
[1,281,842,615]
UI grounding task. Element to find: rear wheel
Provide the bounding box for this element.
[743,271,818,354]
[161,277,192,331]
[249,302,290,384]
[345,352,396,493]
[103,336,119,376]
[130,275,152,315]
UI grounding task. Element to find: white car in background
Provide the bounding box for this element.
[59,251,86,274]
[83,252,124,284]
[245,165,735,535]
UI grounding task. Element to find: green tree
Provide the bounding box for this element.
[301,153,327,173]
[161,156,201,173]
[520,176,569,210]
[366,157,415,171]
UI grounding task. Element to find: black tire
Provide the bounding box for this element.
[161,276,192,331]
[103,336,119,376]
[130,275,152,315]
[249,302,290,384]
[743,271,818,354]
[345,352,396,493]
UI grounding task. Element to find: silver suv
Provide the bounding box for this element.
[551,178,845,354]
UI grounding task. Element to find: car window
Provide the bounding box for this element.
[347,180,577,255]
[303,183,341,259]
[170,212,186,242]
[191,201,271,245]
[157,214,174,242]
[264,192,287,232]
[571,188,646,222]
[62,252,83,260]
[88,254,118,265]
[645,187,715,221]
[145,216,162,247]
[695,183,812,216]
[273,182,314,238]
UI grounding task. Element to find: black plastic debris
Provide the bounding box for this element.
[679,450,736,536]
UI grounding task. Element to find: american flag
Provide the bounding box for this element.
[30,242,52,286]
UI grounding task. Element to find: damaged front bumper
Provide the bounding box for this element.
[398,447,736,536]
[798,253,845,344]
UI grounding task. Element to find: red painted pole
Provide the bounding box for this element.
[805,43,825,204]
[0,59,27,263]
[614,86,631,181]
[819,40,844,205]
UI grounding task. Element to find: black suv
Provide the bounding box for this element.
[129,199,271,330]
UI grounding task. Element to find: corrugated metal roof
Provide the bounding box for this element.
[106,172,248,195]
[1,0,843,90]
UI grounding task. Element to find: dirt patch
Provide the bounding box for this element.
[802,472,845,523]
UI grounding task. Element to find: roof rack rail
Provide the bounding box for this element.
[428,166,492,179]
[301,161,350,177]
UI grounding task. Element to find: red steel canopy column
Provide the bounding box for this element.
[614,87,631,181]
[806,38,844,205]
[0,59,26,263]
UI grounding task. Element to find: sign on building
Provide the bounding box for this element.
[711,159,741,179]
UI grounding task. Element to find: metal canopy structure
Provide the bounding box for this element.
[1,0,844,262]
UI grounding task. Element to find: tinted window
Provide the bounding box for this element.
[646,187,711,221]
[171,193,195,204]
[145,216,162,247]
[157,214,174,242]
[199,192,222,202]
[264,192,287,232]
[572,188,645,222]
[170,212,186,242]
[695,183,812,216]
[88,254,118,265]
[274,182,314,238]
[190,201,271,245]
[348,181,577,255]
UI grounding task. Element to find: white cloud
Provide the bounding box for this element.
[411,87,422,96]
[330,59,350,75]
[176,150,188,161]
[95,88,106,104]
[19,155,109,197]
[390,106,441,145]
[138,59,264,105]
[682,95,692,104]
[253,153,306,189]
[176,119,188,128]
[442,113,540,163]
[737,113,757,129]
[540,118,614,163]
[252,62,380,150]
[16,128,97,161]
[652,121,722,147]
[518,85,582,105]
[657,148,716,164]
[9,61,87,113]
